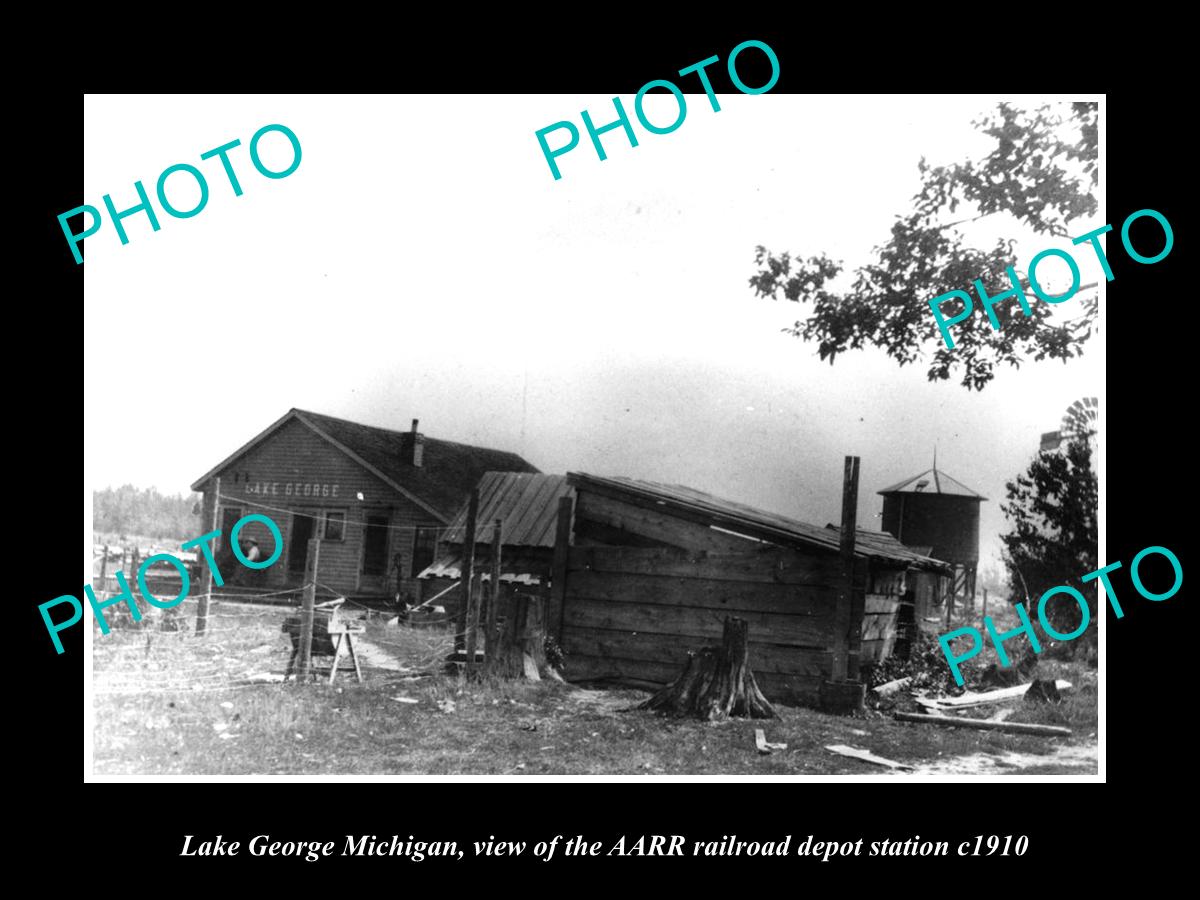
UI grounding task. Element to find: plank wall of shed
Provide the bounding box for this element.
[860,567,906,664]
[561,488,862,706]
[197,417,445,599]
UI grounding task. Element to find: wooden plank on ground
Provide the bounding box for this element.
[921,680,1073,710]
[826,744,913,770]
[895,711,1071,737]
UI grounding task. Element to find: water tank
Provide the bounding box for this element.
[878,466,985,566]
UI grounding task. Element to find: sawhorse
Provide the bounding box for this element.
[285,627,365,684]
[320,628,364,684]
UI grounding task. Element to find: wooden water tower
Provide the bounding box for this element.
[878,463,986,608]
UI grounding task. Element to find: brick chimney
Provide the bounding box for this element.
[409,418,424,467]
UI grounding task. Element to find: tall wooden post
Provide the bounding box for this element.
[196,476,219,636]
[547,495,574,643]
[98,545,109,593]
[945,567,957,628]
[295,538,320,682]
[456,488,480,657]
[465,513,493,675]
[832,456,860,682]
[483,519,503,675]
[982,587,988,622]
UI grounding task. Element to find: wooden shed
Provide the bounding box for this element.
[189,409,538,605]
[548,473,952,709]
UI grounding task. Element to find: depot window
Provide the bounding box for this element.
[323,511,346,542]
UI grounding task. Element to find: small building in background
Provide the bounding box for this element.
[877,464,986,617]
[190,409,538,605]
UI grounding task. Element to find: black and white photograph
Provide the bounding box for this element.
[81,92,1105,778]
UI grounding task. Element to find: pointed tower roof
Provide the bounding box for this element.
[878,466,987,500]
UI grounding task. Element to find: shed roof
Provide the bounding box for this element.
[568,472,952,570]
[441,472,574,547]
[877,466,987,500]
[190,409,539,521]
[822,525,951,573]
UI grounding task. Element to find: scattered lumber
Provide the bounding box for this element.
[895,711,1071,737]
[934,680,1072,710]
[825,744,913,770]
[639,617,776,720]
[871,676,912,697]
[755,729,787,754]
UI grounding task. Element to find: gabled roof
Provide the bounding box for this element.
[568,472,950,568]
[441,472,574,547]
[877,466,987,500]
[190,409,539,521]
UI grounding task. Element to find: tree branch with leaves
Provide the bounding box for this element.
[749,103,1099,390]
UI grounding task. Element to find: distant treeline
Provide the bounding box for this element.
[93,485,200,540]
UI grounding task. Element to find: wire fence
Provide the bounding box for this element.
[89,584,455,696]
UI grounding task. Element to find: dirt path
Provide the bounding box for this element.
[907,742,1098,775]
[354,638,411,672]
[568,688,647,714]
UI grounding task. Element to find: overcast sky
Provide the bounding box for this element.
[83,93,1104,575]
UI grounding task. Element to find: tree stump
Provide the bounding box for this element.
[638,617,776,720]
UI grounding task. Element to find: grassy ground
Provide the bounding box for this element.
[92,604,1098,776]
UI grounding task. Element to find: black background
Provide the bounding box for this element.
[20,24,1189,886]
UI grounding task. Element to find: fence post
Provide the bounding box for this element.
[456,488,480,660]
[196,475,219,636]
[482,519,503,675]
[296,538,320,682]
[99,544,109,592]
[945,568,957,628]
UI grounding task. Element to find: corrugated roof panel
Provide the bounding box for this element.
[442,472,574,547]
[418,548,553,584]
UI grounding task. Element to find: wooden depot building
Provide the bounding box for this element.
[190,409,538,605]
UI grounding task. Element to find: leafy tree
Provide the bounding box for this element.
[749,102,1099,390]
[999,399,1098,640]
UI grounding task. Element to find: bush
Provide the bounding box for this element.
[543,634,566,670]
[866,633,991,695]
